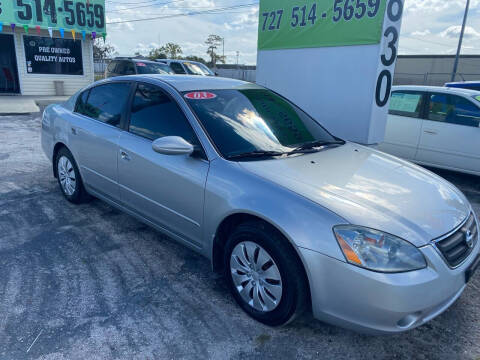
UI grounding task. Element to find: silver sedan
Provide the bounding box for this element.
[41,75,480,334]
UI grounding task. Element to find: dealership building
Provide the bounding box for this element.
[0,0,105,96]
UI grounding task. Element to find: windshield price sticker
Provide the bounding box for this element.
[258,0,387,50]
[184,92,217,100]
[0,0,106,33]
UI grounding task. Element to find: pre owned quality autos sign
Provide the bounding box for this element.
[0,0,106,34]
[258,0,387,50]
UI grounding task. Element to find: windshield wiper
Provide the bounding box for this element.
[226,150,286,160]
[292,140,345,152]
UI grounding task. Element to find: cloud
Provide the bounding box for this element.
[440,25,480,39]
[411,30,431,37]
[104,0,480,64]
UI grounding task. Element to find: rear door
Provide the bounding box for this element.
[415,93,480,174]
[117,82,209,246]
[71,81,133,200]
[377,90,425,160]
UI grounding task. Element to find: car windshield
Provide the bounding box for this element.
[183,87,339,159]
[136,62,172,74]
[183,62,213,76]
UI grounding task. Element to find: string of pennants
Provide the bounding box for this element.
[0,22,106,42]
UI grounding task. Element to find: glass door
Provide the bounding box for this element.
[0,34,20,94]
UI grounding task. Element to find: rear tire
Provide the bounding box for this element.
[55,148,90,204]
[224,220,308,326]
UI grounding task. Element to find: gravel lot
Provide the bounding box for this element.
[0,112,479,360]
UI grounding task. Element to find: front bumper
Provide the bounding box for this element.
[299,232,479,334]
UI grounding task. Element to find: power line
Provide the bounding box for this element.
[106,3,258,24]
[106,0,169,5]
[107,0,190,12]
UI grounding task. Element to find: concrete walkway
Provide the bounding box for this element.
[0,95,69,114]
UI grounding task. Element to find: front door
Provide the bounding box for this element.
[415,93,480,174]
[377,91,425,161]
[118,82,209,246]
[0,34,20,94]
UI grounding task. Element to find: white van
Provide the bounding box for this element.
[377,85,480,176]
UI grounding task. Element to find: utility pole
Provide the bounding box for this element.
[451,0,470,82]
[222,37,225,60]
[236,51,240,67]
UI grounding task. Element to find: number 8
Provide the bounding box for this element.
[387,0,403,21]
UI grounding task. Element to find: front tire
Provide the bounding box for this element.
[55,148,90,204]
[225,221,308,326]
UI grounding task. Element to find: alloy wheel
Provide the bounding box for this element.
[57,156,76,196]
[230,241,283,312]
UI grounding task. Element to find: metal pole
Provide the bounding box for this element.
[451,0,470,82]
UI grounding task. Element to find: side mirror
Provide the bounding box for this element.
[214,72,219,76]
[152,136,194,156]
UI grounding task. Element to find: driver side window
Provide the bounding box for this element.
[128,83,200,146]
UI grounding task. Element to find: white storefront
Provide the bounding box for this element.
[0,28,94,96]
[0,0,105,96]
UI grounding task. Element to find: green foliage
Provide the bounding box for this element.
[205,34,226,67]
[93,39,117,60]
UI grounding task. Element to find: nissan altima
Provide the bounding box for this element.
[41,75,480,334]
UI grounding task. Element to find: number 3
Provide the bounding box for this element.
[381,26,398,66]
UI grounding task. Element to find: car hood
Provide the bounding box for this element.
[239,143,470,247]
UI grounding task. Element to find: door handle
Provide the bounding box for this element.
[71,127,77,135]
[424,130,437,135]
[120,150,131,161]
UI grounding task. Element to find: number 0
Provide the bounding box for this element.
[375,70,392,107]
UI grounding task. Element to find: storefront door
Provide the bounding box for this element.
[0,34,20,94]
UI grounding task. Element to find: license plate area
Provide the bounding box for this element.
[466,255,480,283]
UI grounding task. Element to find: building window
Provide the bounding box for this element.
[23,36,84,75]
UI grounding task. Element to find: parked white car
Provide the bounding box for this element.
[377,85,480,176]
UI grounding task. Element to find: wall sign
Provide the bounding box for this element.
[0,0,105,33]
[24,35,83,75]
[256,0,405,145]
[258,0,387,50]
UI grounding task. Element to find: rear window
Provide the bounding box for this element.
[107,61,117,72]
[77,82,131,127]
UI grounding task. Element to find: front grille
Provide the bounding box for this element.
[436,214,478,267]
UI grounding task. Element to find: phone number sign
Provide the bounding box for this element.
[258,0,387,50]
[0,0,105,33]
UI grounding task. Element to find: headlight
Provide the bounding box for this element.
[333,225,427,273]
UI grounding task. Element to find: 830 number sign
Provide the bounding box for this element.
[375,0,402,107]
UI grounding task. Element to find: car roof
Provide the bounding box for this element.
[108,74,253,92]
[392,85,480,97]
[157,59,205,65]
[445,81,480,85]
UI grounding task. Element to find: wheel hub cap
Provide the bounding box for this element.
[57,156,76,196]
[230,241,283,312]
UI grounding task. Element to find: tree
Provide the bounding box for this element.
[160,42,183,59]
[147,47,167,60]
[93,39,117,59]
[147,42,182,60]
[205,34,225,67]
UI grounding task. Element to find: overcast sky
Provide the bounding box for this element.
[105,0,480,65]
